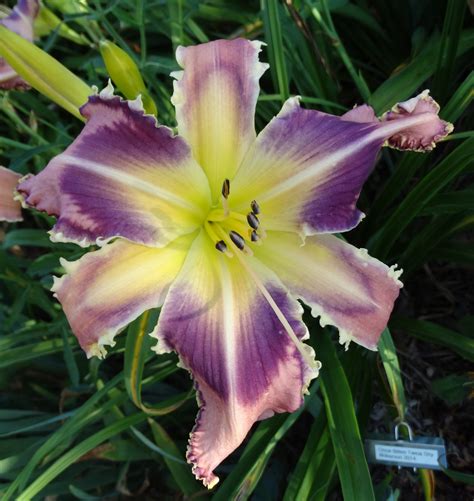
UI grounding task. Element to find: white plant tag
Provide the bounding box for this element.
[365,436,448,470]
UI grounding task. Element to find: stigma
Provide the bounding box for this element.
[206,180,265,257]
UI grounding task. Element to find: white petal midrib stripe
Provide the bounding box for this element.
[256,113,434,203]
[218,257,238,418]
[60,154,197,211]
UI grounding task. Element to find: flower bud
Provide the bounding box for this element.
[0,25,92,120]
[100,40,157,116]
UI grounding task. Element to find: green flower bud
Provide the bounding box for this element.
[0,25,92,120]
[100,40,157,116]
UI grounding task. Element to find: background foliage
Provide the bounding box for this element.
[0,0,473,499]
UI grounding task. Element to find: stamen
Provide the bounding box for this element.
[221,180,231,217]
[221,179,230,199]
[247,212,259,230]
[215,240,228,253]
[229,230,245,250]
[250,200,260,215]
[227,230,253,255]
[206,223,233,257]
[222,197,229,217]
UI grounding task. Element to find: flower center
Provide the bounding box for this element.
[205,183,318,372]
[204,179,265,257]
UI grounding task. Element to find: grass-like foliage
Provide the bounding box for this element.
[0,0,473,499]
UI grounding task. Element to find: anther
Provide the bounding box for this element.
[250,200,260,215]
[247,212,259,230]
[229,230,245,251]
[215,240,228,253]
[250,230,259,242]
[221,179,230,199]
[221,179,230,216]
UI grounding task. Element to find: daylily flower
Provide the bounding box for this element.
[0,0,39,89]
[0,166,22,222]
[17,39,452,487]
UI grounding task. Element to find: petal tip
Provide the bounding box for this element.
[184,382,222,489]
[17,173,61,217]
[381,90,453,152]
[188,452,220,490]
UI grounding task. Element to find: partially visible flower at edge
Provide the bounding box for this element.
[16,39,453,487]
[0,166,22,222]
[0,0,39,89]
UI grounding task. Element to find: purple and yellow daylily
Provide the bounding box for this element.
[0,0,38,89]
[17,39,452,487]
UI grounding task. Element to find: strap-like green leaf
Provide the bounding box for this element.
[378,328,407,419]
[312,325,375,501]
[17,413,147,500]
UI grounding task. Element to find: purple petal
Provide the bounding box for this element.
[0,0,39,89]
[231,97,383,235]
[255,231,402,350]
[151,231,318,487]
[18,92,211,248]
[0,166,22,222]
[172,38,268,201]
[52,234,193,357]
[231,91,452,236]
